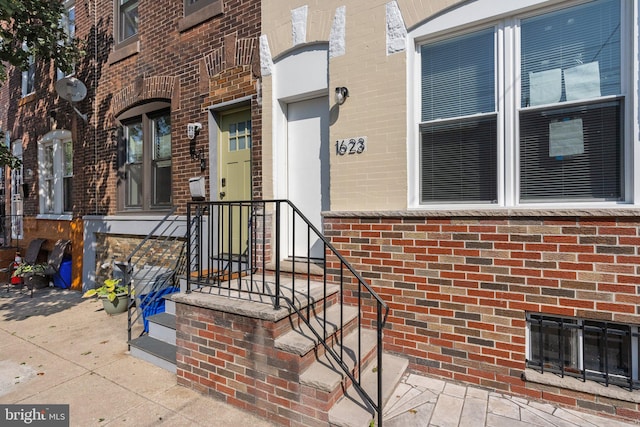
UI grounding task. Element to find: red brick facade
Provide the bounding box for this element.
[175,299,346,427]
[93,0,262,214]
[0,0,261,288]
[324,213,640,421]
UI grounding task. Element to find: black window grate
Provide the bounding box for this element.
[527,314,639,391]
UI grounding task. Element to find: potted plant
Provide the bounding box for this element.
[12,263,49,289]
[83,278,130,315]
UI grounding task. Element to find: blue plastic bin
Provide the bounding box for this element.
[53,259,72,288]
[139,286,179,332]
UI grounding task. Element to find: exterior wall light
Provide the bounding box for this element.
[335,87,349,105]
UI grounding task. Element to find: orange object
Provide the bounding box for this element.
[11,251,22,285]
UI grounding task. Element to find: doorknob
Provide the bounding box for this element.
[220,191,226,199]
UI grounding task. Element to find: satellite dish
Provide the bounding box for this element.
[55,76,87,102]
[54,77,88,122]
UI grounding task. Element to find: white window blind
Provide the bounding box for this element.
[519,0,622,201]
[420,28,497,202]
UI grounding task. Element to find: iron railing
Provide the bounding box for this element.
[121,208,187,345]
[187,200,389,425]
[0,214,24,249]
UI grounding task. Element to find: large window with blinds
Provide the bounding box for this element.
[417,0,625,205]
[420,29,497,203]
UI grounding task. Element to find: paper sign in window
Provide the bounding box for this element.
[564,62,601,101]
[549,118,584,158]
[529,68,562,106]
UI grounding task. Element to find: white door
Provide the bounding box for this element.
[287,97,330,259]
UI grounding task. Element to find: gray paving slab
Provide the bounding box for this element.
[459,397,487,427]
[385,401,435,427]
[430,393,464,427]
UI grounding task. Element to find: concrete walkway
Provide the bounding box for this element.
[0,287,635,426]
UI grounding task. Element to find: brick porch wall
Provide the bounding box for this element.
[175,303,337,427]
[324,213,640,422]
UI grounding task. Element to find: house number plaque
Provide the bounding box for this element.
[335,137,366,156]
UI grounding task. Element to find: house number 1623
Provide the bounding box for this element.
[335,137,366,155]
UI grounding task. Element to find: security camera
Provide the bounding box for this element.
[187,122,202,140]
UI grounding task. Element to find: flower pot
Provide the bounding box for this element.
[24,273,49,290]
[101,293,128,315]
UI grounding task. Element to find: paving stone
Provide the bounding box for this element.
[486,413,538,427]
[430,394,464,427]
[459,397,487,427]
[520,407,574,427]
[405,373,446,393]
[561,408,637,427]
[384,382,415,415]
[385,389,439,421]
[443,382,468,398]
[526,400,557,414]
[385,402,435,427]
[466,386,489,400]
[488,395,521,419]
[510,396,529,405]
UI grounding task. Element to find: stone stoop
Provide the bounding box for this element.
[128,294,178,373]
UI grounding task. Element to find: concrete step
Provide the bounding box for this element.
[147,312,176,346]
[275,304,358,356]
[328,353,409,427]
[300,328,377,393]
[164,295,176,315]
[129,335,176,373]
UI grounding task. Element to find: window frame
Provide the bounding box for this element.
[56,0,76,80]
[114,0,139,47]
[179,0,223,32]
[407,0,635,210]
[184,0,216,16]
[526,314,640,389]
[37,130,73,217]
[21,42,35,97]
[117,102,172,212]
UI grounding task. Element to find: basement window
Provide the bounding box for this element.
[527,314,640,390]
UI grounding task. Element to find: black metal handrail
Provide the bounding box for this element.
[187,200,389,425]
[120,208,187,345]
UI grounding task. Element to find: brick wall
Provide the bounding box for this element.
[175,303,335,427]
[90,0,261,216]
[324,213,640,422]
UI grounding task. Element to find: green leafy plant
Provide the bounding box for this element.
[12,263,47,277]
[82,278,128,302]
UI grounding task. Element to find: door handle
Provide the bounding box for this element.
[219,191,226,199]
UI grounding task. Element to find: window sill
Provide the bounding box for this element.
[326,206,640,218]
[115,209,174,217]
[178,1,223,33]
[37,214,73,221]
[18,93,36,106]
[523,368,640,404]
[108,40,140,65]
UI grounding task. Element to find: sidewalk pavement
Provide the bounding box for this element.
[0,287,635,426]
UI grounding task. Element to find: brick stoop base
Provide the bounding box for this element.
[172,282,380,427]
[176,303,329,425]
